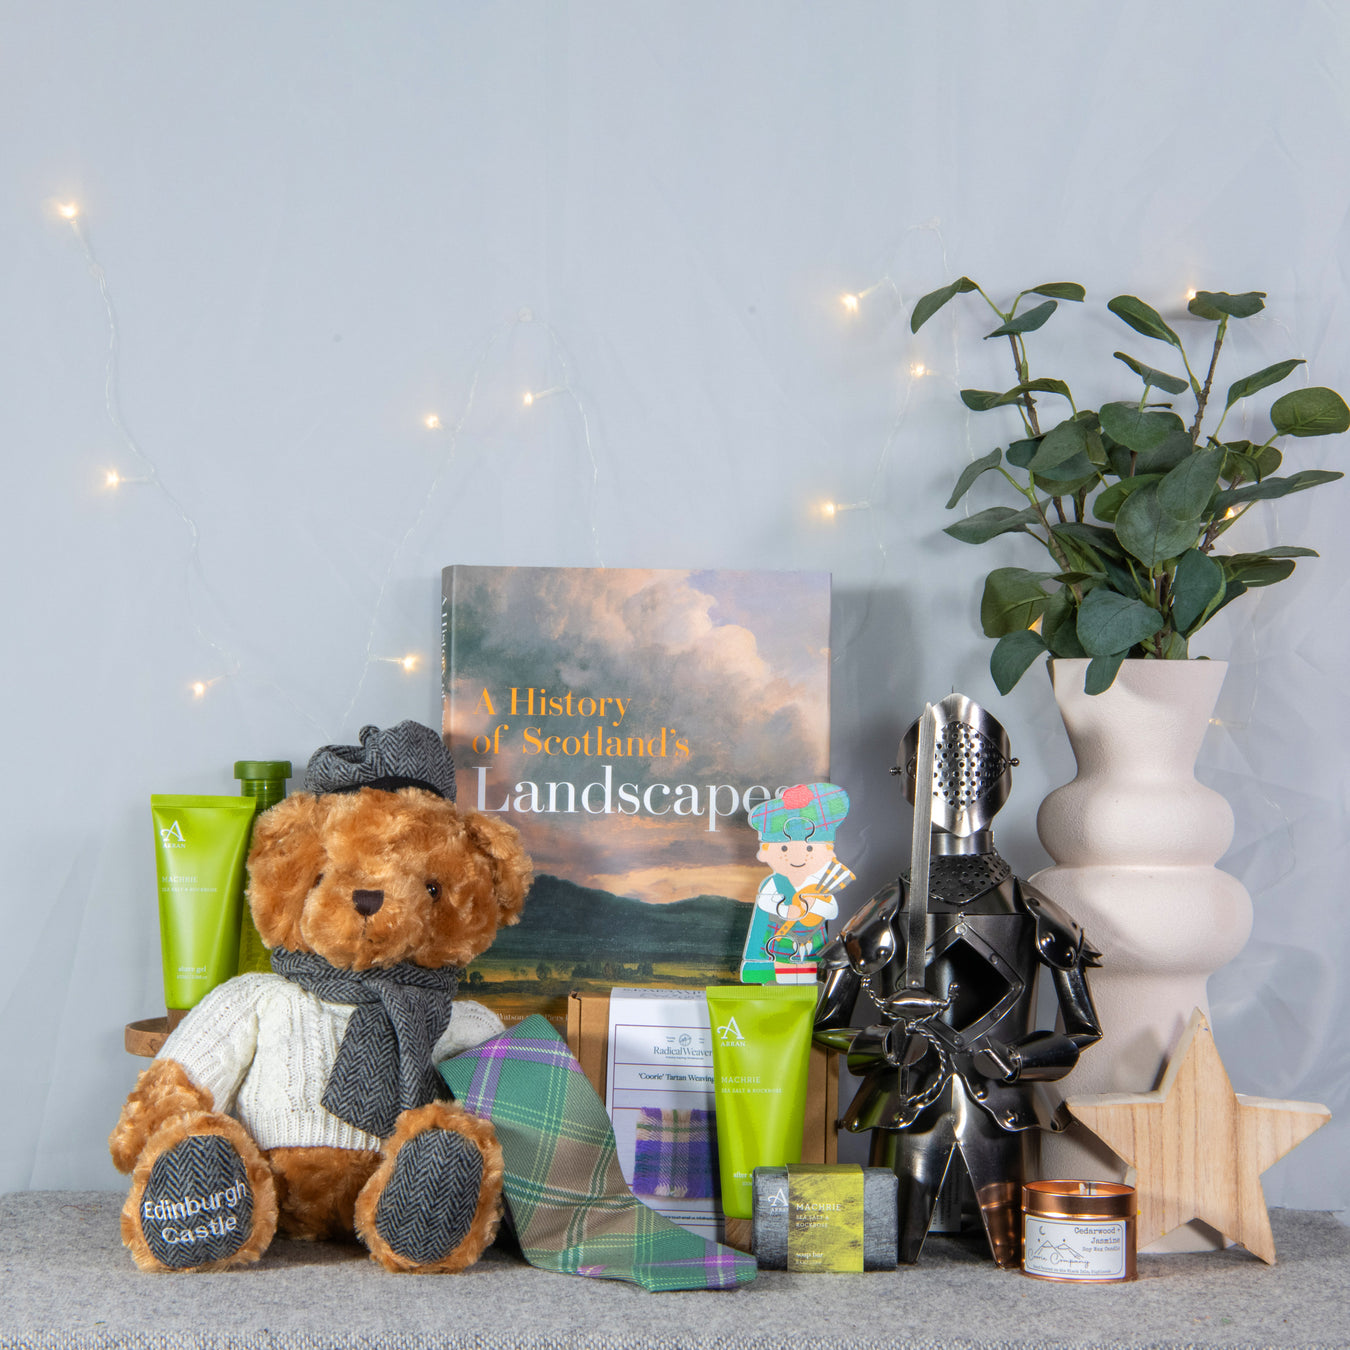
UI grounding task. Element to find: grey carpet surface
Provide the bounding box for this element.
[1,1192,1346,1350]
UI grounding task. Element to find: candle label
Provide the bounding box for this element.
[1023,1215,1128,1280]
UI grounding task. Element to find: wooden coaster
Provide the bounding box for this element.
[125,1018,171,1058]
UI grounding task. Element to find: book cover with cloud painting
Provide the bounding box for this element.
[441,565,831,1024]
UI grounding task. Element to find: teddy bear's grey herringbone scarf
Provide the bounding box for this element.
[271,949,461,1138]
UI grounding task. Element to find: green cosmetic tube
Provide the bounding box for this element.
[705,984,817,1221]
[151,795,258,1020]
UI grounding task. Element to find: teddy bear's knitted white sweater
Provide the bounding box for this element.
[157,973,505,1151]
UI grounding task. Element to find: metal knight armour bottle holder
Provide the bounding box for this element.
[814,694,1103,1268]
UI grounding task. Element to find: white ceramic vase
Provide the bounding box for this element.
[1031,658,1252,1251]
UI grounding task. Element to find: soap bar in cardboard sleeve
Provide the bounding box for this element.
[752,1164,898,1271]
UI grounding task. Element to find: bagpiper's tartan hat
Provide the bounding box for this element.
[748,782,850,843]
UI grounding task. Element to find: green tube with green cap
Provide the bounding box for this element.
[233,760,292,974]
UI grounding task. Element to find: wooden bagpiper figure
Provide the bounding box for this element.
[740,782,854,985]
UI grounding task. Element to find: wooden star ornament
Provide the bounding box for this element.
[1064,1008,1330,1263]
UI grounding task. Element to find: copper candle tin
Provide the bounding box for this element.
[1022,1180,1137,1282]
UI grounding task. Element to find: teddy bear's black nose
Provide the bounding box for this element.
[352,889,384,917]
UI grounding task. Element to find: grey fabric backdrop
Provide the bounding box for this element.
[2,1,1346,1213]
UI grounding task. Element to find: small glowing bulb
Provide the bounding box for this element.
[57,202,79,220]
[1224,506,1239,520]
[841,294,860,314]
[910,362,927,378]
[400,654,418,672]
[424,414,441,430]
[522,391,535,407]
[105,469,121,488]
[820,499,868,519]
[1186,288,1198,302]
[191,681,208,699]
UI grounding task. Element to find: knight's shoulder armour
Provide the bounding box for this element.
[1016,882,1101,970]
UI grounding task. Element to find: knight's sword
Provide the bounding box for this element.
[906,702,937,993]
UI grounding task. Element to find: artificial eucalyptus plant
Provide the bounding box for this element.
[913,281,1348,694]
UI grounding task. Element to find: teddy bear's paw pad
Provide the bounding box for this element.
[140,1134,255,1269]
[374,1128,484,1265]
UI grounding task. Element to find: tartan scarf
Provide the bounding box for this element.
[439,1015,757,1291]
[271,948,459,1138]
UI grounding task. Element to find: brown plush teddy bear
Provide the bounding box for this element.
[110,722,532,1274]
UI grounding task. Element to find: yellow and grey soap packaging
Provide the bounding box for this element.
[752,1164,899,1271]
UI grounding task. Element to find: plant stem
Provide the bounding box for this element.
[1189,317,1227,444]
[1008,334,1041,436]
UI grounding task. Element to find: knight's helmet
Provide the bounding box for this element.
[894,693,1017,841]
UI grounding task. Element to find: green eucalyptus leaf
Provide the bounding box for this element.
[1221,553,1301,587]
[962,379,1073,413]
[1099,403,1188,455]
[1106,444,1134,479]
[1136,428,1197,475]
[980,567,1054,638]
[986,300,1057,339]
[1039,586,1087,658]
[1027,282,1087,302]
[911,277,979,333]
[1213,577,1248,615]
[990,630,1049,695]
[944,504,1044,544]
[1076,588,1164,658]
[1007,437,1040,469]
[1093,474,1161,524]
[1221,441,1282,484]
[1224,359,1304,410]
[946,448,1003,509]
[1115,484,1202,566]
[1048,528,1103,576]
[1213,469,1344,513]
[1114,351,1191,396]
[960,389,1008,412]
[1053,522,1126,560]
[1085,652,1128,695]
[1269,387,1350,437]
[1020,378,1074,399]
[1188,290,1266,320]
[1233,545,1318,559]
[1029,412,1100,472]
[1108,295,1182,349]
[1032,458,1099,491]
[1170,549,1227,633]
[1157,446,1226,519]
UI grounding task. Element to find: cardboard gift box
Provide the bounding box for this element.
[565,989,839,1252]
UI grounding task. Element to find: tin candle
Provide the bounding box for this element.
[1022,1180,1137,1282]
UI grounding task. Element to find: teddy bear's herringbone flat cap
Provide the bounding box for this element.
[305,721,457,802]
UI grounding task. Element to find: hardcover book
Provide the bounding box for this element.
[441,565,831,1024]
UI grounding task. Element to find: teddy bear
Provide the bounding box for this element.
[110,721,532,1274]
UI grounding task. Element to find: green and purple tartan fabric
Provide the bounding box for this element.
[633,1108,717,1200]
[438,1015,756,1292]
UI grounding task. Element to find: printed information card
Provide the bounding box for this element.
[605,987,721,1240]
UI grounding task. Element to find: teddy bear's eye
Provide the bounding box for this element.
[425,880,441,902]
[312,873,324,889]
